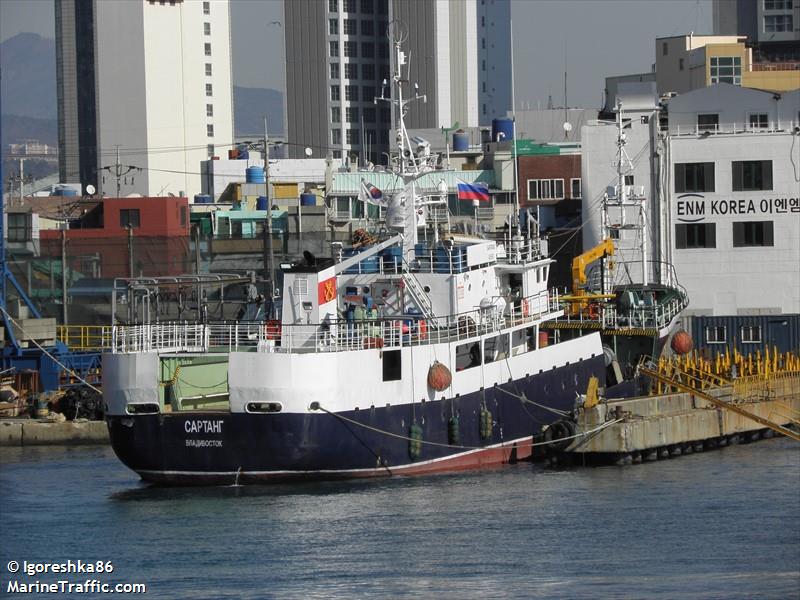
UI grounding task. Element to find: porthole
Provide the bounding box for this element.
[246,402,282,413]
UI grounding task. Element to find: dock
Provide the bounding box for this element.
[0,418,108,447]
[555,372,799,466]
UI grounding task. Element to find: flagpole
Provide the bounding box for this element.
[510,17,521,237]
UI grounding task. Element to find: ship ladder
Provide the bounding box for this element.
[400,271,440,328]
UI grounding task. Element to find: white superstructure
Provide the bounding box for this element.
[56,0,234,198]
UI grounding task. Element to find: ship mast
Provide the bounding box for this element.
[602,101,649,287]
[376,21,431,262]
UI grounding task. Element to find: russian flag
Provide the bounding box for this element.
[457,181,490,202]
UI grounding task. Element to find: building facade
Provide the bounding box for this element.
[655,34,800,96]
[55,0,234,198]
[713,0,800,60]
[663,86,800,318]
[583,83,800,353]
[284,0,511,162]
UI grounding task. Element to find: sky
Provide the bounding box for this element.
[0,0,712,110]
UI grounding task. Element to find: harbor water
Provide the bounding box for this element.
[1,440,798,599]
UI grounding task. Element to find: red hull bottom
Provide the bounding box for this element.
[136,437,534,486]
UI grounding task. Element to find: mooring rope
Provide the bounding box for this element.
[0,307,103,394]
[312,402,622,451]
[494,385,572,417]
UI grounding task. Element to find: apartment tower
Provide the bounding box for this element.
[284,0,512,162]
[55,0,234,197]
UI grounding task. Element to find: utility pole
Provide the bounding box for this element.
[19,158,24,206]
[263,116,276,313]
[193,224,202,321]
[564,70,569,140]
[100,145,137,197]
[61,225,68,325]
[116,145,121,197]
[127,225,134,278]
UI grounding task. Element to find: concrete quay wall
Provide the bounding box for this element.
[0,419,109,447]
[573,378,799,455]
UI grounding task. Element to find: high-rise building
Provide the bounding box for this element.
[283,0,511,162]
[712,0,799,61]
[55,0,234,198]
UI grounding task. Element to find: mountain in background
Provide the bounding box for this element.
[1,33,284,151]
[233,86,283,137]
[0,33,57,120]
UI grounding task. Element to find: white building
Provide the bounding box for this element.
[56,0,234,198]
[581,82,661,268]
[663,85,800,317]
[283,0,511,162]
[582,82,800,350]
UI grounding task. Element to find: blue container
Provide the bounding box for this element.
[246,166,266,184]
[452,131,470,152]
[380,246,402,272]
[300,192,316,206]
[194,194,212,204]
[491,118,514,142]
[256,196,269,211]
[342,247,380,274]
[54,187,78,197]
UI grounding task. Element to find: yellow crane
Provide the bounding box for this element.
[566,238,615,316]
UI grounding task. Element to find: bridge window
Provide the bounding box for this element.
[455,342,482,371]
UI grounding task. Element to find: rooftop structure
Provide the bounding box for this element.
[656,34,800,96]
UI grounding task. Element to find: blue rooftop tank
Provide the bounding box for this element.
[452,131,470,152]
[246,166,266,184]
[491,118,514,142]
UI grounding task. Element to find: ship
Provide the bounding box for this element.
[103,36,687,485]
[542,102,690,397]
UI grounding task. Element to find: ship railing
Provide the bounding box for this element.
[111,322,208,354]
[599,296,687,331]
[266,289,560,354]
[110,290,561,354]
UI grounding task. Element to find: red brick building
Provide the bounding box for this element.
[518,152,582,208]
[39,197,191,279]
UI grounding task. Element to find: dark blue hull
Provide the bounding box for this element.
[107,355,606,485]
